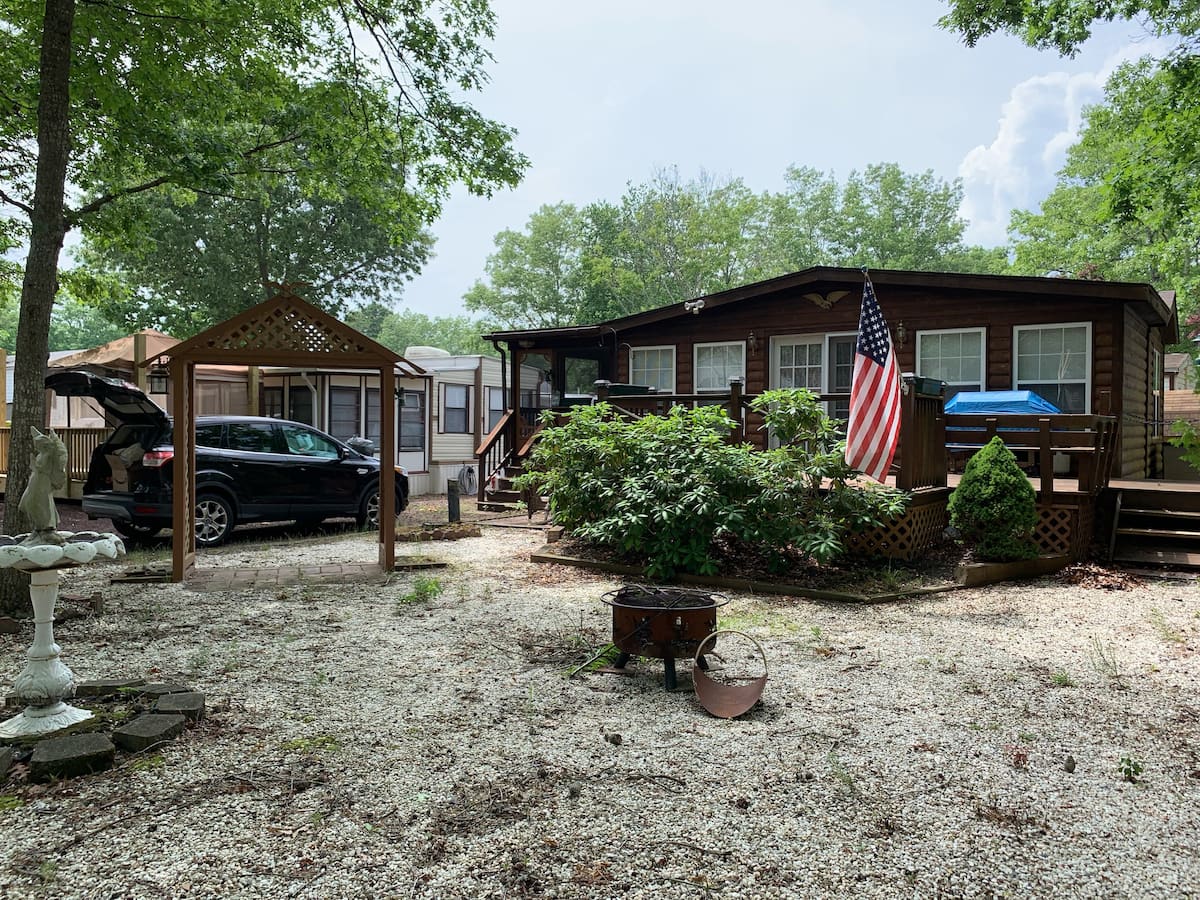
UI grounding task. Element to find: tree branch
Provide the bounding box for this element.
[67,175,171,223]
[0,188,33,216]
[240,133,301,159]
[79,0,198,23]
[312,258,375,293]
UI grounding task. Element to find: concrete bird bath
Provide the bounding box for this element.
[0,427,125,739]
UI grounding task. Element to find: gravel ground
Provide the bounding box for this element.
[0,510,1197,899]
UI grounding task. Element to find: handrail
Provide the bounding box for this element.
[474,410,514,503]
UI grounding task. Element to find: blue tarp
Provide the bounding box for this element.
[944,390,1061,415]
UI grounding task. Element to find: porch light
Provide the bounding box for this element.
[747,331,758,355]
[894,321,907,348]
[148,368,169,394]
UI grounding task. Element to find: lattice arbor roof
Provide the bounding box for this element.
[159,288,419,372]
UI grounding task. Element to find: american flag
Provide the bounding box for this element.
[844,277,900,482]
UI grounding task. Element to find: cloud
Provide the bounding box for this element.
[958,42,1162,246]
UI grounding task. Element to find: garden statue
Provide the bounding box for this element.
[18,426,67,544]
[0,429,125,738]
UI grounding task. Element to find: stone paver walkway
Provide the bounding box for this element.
[185,563,383,591]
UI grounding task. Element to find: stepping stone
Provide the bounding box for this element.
[153,692,205,722]
[30,733,115,782]
[76,678,146,698]
[138,683,192,698]
[0,617,21,634]
[112,714,186,752]
[0,746,12,779]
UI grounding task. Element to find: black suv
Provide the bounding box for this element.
[46,371,408,546]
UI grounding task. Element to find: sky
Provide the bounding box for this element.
[398,0,1165,318]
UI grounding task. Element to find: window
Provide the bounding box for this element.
[226,423,279,453]
[366,388,381,450]
[442,384,470,433]
[1014,323,1090,413]
[487,387,505,432]
[329,386,360,442]
[399,390,425,451]
[694,342,745,392]
[262,387,283,419]
[280,423,339,458]
[630,346,676,392]
[916,328,985,400]
[195,424,223,448]
[827,334,857,420]
[774,338,822,390]
[289,385,314,424]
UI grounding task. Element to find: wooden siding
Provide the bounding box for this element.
[494,272,1174,482]
[1120,306,1151,477]
[613,283,1125,402]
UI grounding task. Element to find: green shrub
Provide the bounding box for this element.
[516,390,907,578]
[947,436,1038,561]
[1169,420,1200,472]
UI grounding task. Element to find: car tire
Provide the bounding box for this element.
[111,520,162,540]
[194,493,235,547]
[357,489,405,529]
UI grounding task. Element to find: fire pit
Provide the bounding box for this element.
[600,585,729,690]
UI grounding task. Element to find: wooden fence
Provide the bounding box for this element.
[0,426,110,499]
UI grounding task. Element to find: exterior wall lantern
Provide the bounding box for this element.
[148,368,169,394]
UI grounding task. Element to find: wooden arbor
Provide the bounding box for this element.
[148,287,410,582]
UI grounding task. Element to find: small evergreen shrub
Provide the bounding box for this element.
[516,391,907,578]
[947,436,1039,561]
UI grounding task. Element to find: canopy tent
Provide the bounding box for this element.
[48,330,179,372]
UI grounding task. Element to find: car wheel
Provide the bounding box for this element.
[194,493,235,547]
[358,489,404,529]
[112,520,162,540]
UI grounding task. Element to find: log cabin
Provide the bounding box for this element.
[477,266,1182,564]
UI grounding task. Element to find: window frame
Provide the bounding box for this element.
[915,326,986,398]
[399,389,426,451]
[693,340,746,393]
[328,384,361,443]
[440,383,472,434]
[629,345,677,393]
[769,334,824,392]
[1012,321,1092,414]
[486,386,506,432]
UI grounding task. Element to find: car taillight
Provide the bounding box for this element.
[142,450,174,468]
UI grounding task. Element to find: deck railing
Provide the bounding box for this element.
[944,413,1118,499]
[479,378,1118,503]
[0,426,111,497]
[897,383,948,490]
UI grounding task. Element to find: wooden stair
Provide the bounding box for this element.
[479,463,541,513]
[1109,487,1200,568]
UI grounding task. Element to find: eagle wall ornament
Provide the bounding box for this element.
[801,290,851,309]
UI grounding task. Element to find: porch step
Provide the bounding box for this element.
[1117,527,1200,539]
[478,501,526,513]
[1109,490,1200,569]
[487,489,522,504]
[1123,507,1200,520]
[1112,547,1200,568]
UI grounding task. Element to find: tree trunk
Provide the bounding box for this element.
[0,0,76,616]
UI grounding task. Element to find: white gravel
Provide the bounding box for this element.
[0,520,1198,899]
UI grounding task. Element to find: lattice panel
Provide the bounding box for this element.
[844,495,949,562]
[200,302,375,355]
[1034,506,1074,557]
[1034,503,1095,561]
